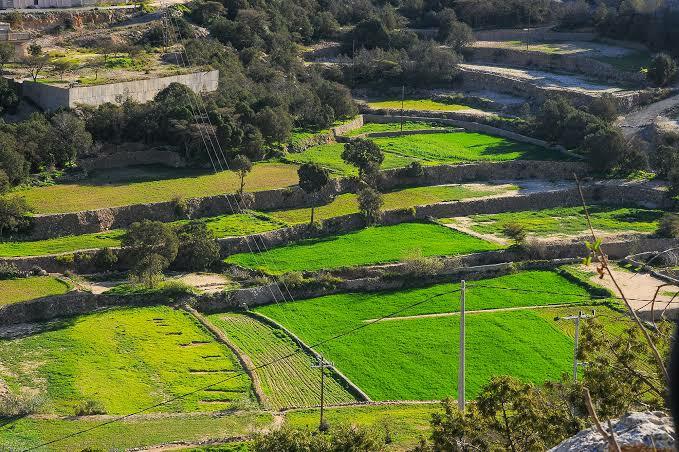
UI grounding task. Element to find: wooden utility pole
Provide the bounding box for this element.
[556,310,595,381]
[458,280,466,411]
[312,355,333,431]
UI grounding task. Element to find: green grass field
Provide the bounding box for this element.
[371,132,557,164]
[225,223,500,274]
[270,184,513,225]
[453,205,664,237]
[0,412,271,452]
[289,132,559,175]
[0,306,251,415]
[256,271,599,400]
[0,276,71,306]
[209,313,356,409]
[15,164,299,214]
[344,121,454,137]
[286,143,417,174]
[367,99,470,112]
[0,213,286,258]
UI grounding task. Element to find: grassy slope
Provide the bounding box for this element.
[367,99,470,111]
[209,313,356,409]
[16,163,299,214]
[371,132,558,163]
[225,223,500,274]
[0,413,271,452]
[0,213,286,258]
[0,306,251,415]
[286,143,415,175]
[290,132,559,175]
[255,271,594,400]
[269,184,511,225]
[344,121,453,137]
[0,276,70,306]
[457,205,664,236]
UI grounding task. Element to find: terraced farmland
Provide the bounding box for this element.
[449,205,664,237]
[209,313,356,409]
[0,276,71,306]
[366,99,471,111]
[0,306,251,415]
[255,270,605,400]
[225,222,501,273]
[269,183,514,225]
[289,131,561,175]
[15,164,299,214]
[343,121,455,136]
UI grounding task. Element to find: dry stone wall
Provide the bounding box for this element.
[26,161,588,240]
[465,47,645,85]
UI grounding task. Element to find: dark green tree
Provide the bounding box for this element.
[647,53,677,87]
[297,163,330,224]
[341,139,384,180]
[174,221,220,271]
[48,112,93,166]
[122,220,179,286]
[231,154,253,196]
[0,195,32,239]
[357,186,383,225]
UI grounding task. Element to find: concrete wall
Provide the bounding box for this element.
[1,0,116,9]
[466,47,645,85]
[21,70,219,112]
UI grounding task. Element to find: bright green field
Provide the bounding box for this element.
[270,184,512,225]
[289,132,559,174]
[344,121,453,137]
[225,223,500,274]
[0,412,271,452]
[256,271,597,400]
[367,99,470,112]
[0,306,251,415]
[15,163,299,214]
[0,276,71,306]
[371,132,557,164]
[454,205,664,237]
[209,313,356,410]
[0,213,286,258]
[286,143,417,174]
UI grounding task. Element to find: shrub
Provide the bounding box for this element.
[74,400,106,416]
[55,254,75,265]
[647,53,677,87]
[402,250,444,277]
[502,222,527,245]
[277,271,306,289]
[357,186,383,225]
[174,221,220,271]
[172,195,189,219]
[404,161,424,177]
[0,195,32,238]
[92,247,118,271]
[657,214,679,238]
[0,261,21,279]
[0,392,45,417]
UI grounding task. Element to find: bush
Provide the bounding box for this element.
[403,161,424,177]
[92,247,118,272]
[172,195,189,219]
[277,271,306,289]
[647,53,677,87]
[0,392,45,417]
[502,222,527,245]
[402,250,444,277]
[657,214,679,238]
[0,261,22,279]
[174,222,220,271]
[74,400,106,416]
[357,186,383,225]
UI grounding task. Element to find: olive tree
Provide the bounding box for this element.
[231,154,252,196]
[341,139,384,180]
[297,162,330,224]
[122,220,178,287]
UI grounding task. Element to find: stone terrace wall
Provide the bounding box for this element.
[26,160,588,240]
[465,47,645,85]
[459,66,658,112]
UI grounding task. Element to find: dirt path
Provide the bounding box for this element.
[618,92,679,136]
[442,219,508,245]
[362,303,575,323]
[582,264,679,316]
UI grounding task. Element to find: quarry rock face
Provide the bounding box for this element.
[550,412,675,451]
